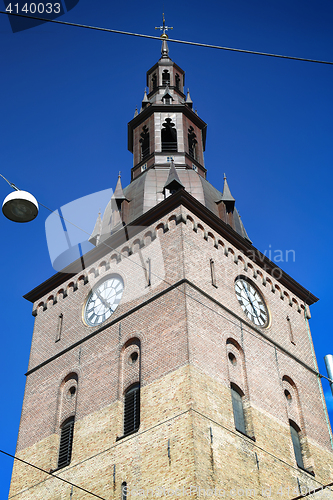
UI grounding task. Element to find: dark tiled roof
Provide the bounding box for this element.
[91,168,251,244]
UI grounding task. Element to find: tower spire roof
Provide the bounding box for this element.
[221,174,235,203]
[113,172,126,200]
[88,210,102,246]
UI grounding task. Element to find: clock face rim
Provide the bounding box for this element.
[83,274,124,327]
[234,276,270,328]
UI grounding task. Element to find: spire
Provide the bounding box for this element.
[113,173,126,201]
[162,85,173,102]
[185,89,193,108]
[134,107,138,117]
[88,210,102,246]
[221,174,235,203]
[161,39,169,58]
[234,208,252,243]
[163,162,184,193]
[214,175,250,241]
[142,89,149,102]
[142,89,149,110]
[155,13,173,59]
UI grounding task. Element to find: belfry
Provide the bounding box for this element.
[9,20,333,500]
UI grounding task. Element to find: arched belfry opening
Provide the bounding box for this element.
[139,125,150,160]
[188,126,198,160]
[162,118,177,152]
[175,73,180,90]
[162,70,170,86]
[152,73,157,90]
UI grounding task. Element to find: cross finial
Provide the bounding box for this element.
[155,13,173,39]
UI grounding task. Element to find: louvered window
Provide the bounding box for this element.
[162,70,170,86]
[161,118,177,152]
[58,417,75,469]
[175,73,180,90]
[231,385,246,434]
[122,482,127,500]
[124,384,140,436]
[290,421,304,468]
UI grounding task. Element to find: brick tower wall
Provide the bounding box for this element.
[9,206,333,499]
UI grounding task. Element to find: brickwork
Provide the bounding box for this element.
[9,206,333,500]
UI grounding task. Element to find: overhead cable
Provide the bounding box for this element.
[0,449,107,499]
[0,11,332,65]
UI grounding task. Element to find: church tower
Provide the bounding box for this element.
[9,25,333,500]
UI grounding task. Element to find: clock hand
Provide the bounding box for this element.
[242,283,260,319]
[95,289,112,310]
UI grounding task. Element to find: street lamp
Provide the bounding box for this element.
[1,174,39,223]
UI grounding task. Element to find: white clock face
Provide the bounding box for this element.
[84,276,124,326]
[235,278,268,327]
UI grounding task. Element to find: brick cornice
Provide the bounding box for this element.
[24,189,318,305]
[25,278,319,378]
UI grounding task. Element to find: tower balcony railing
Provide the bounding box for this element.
[162,142,178,152]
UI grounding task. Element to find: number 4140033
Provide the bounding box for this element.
[6,3,61,14]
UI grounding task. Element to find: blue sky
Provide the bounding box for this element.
[0,0,332,496]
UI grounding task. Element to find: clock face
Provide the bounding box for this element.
[234,278,269,327]
[84,276,124,326]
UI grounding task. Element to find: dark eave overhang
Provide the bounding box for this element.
[24,190,318,306]
[128,104,207,152]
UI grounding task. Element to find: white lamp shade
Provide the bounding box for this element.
[2,190,39,223]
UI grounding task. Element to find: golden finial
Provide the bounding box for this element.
[155,13,173,39]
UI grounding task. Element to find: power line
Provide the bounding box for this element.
[1,9,332,498]
[2,406,331,500]
[0,449,107,500]
[289,481,333,500]
[3,201,332,496]
[0,11,332,65]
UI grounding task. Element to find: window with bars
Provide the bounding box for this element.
[290,421,304,468]
[57,417,75,469]
[231,385,246,434]
[124,384,140,436]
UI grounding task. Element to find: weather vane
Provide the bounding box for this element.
[155,13,173,39]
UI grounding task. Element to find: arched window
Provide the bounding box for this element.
[152,73,157,90]
[121,482,127,500]
[175,73,180,90]
[290,421,304,468]
[58,416,75,469]
[188,126,197,160]
[231,384,246,434]
[162,118,177,152]
[124,384,140,435]
[139,125,150,160]
[162,70,170,86]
